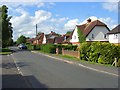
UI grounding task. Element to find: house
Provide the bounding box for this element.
[54,36,64,44]
[70,18,110,45]
[33,33,44,45]
[42,31,64,44]
[26,38,35,44]
[107,24,120,44]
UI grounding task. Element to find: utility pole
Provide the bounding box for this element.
[35,24,38,45]
[36,24,37,37]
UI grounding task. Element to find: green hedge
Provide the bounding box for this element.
[26,44,78,54]
[80,42,120,66]
[26,43,35,50]
[41,44,56,53]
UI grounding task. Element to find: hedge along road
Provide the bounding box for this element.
[10,47,118,88]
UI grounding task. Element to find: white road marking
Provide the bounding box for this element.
[11,54,32,88]
[31,51,119,77]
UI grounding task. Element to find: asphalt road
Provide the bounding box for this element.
[10,47,118,88]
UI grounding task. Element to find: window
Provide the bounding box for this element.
[74,36,76,39]
[114,34,118,39]
[104,34,107,39]
[92,34,94,39]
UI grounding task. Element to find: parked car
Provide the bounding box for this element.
[18,44,27,49]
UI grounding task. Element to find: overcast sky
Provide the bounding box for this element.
[0,0,119,41]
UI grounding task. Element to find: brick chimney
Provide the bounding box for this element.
[87,18,91,23]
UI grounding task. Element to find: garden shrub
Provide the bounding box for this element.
[80,42,120,65]
[26,44,35,50]
[40,44,56,54]
[80,42,91,61]
[34,45,41,50]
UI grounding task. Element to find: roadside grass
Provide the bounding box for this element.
[0,48,13,55]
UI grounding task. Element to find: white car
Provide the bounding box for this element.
[18,44,27,49]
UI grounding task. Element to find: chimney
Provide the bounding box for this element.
[87,18,91,23]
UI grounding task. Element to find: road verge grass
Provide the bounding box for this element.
[33,50,113,67]
[0,48,13,55]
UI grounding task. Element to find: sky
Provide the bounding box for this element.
[0,0,119,41]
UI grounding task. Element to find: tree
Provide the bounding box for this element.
[0,8,2,47]
[16,35,27,44]
[77,28,86,43]
[1,5,13,47]
[66,31,72,34]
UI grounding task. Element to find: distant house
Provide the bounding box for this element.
[70,18,110,45]
[33,33,44,45]
[54,36,64,44]
[26,38,35,44]
[42,31,64,44]
[107,24,120,44]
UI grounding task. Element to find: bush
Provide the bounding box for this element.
[26,44,35,50]
[80,42,120,65]
[41,44,56,54]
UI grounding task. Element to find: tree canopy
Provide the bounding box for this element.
[1,5,13,47]
[66,31,72,34]
[16,35,27,44]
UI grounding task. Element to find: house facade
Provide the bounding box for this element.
[33,33,44,45]
[107,24,120,44]
[70,19,110,45]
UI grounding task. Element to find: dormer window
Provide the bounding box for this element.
[92,34,94,39]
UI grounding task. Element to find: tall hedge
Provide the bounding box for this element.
[80,42,120,65]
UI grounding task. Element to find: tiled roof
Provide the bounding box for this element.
[107,24,120,34]
[54,37,64,44]
[76,20,109,37]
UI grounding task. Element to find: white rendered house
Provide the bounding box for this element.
[107,25,120,44]
[70,19,110,45]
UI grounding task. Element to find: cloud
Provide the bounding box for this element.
[63,16,117,33]
[10,6,68,40]
[99,17,117,29]
[102,2,118,12]
[80,16,98,25]
[31,10,52,25]
[64,19,80,30]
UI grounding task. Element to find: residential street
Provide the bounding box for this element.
[5,47,118,88]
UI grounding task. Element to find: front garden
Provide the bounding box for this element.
[26,42,120,67]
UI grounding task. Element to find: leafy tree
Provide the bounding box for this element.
[66,31,72,34]
[16,35,27,44]
[0,8,2,47]
[1,5,13,47]
[77,28,86,43]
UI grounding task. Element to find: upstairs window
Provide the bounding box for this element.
[114,34,118,39]
[92,34,94,39]
[74,36,76,39]
[104,34,107,39]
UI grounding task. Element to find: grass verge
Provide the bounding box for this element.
[0,48,13,55]
[32,50,113,67]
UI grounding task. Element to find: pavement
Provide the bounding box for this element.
[31,51,118,77]
[1,55,31,88]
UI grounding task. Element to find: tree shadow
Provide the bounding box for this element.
[2,74,48,89]
[1,61,31,69]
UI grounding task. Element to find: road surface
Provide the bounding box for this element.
[10,47,118,88]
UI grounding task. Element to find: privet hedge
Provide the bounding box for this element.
[26,44,78,54]
[80,42,120,66]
